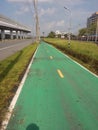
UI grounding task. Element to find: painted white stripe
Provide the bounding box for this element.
[57,69,64,78]
[1,45,39,130]
[0,44,21,51]
[46,43,98,78]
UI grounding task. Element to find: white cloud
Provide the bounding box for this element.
[41,20,65,31]
[39,0,50,1]
[16,6,29,15]
[40,20,66,36]
[55,0,84,6]
[40,8,56,17]
[7,0,52,2]
[49,20,65,28]
[7,0,25,2]
[7,0,83,3]
[56,20,65,27]
[6,0,97,35]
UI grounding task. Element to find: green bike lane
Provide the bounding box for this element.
[6,41,98,130]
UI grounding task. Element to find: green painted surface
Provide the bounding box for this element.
[7,41,98,130]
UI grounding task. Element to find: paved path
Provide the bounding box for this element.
[6,41,98,130]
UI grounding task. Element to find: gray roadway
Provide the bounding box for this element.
[0,39,34,61]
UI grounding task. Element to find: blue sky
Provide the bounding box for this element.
[0,0,98,36]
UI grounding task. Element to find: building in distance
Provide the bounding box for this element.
[55,30,67,39]
[87,12,98,28]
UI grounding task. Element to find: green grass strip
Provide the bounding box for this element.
[0,42,38,125]
[44,38,98,75]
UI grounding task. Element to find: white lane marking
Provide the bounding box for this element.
[57,69,64,78]
[1,45,39,130]
[46,43,98,78]
[0,44,22,51]
[50,56,53,59]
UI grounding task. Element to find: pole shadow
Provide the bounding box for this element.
[0,50,23,82]
[26,123,39,130]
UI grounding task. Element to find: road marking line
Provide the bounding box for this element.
[57,69,64,78]
[50,56,53,59]
[0,44,22,51]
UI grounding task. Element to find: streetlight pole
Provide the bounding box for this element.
[95,17,98,43]
[64,6,71,47]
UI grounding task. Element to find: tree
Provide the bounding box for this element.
[78,23,96,36]
[88,23,96,35]
[47,31,55,38]
[78,28,87,36]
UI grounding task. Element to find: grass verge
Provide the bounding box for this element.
[44,38,98,75]
[0,42,38,126]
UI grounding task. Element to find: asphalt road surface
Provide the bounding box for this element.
[5,41,98,130]
[0,39,34,61]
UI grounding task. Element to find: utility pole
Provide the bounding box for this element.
[33,0,40,42]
